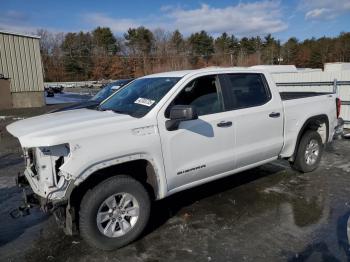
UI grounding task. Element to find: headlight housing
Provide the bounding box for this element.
[23,144,71,199]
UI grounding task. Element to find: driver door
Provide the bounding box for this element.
[157,74,236,191]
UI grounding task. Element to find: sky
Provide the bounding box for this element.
[1,0,350,41]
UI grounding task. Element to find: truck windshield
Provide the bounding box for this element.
[90,84,116,102]
[99,77,181,118]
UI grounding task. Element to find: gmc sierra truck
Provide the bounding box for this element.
[7,68,342,250]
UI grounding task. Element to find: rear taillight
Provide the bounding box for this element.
[336,98,341,118]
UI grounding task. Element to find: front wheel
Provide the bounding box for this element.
[79,175,150,250]
[290,130,323,173]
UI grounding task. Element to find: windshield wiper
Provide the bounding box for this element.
[111,109,130,115]
[96,105,104,111]
[96,107,135,117]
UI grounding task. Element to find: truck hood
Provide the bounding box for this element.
[51,100,100,112]
[6,108,134,147]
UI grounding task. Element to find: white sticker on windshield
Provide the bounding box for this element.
[134,97,155,107]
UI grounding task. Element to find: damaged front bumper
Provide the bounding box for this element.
[23,166,72,202]
[9,179,41,219]
[11,172,69,216]
[10,144,79,235]
[11,172,77,235]
[17,144,77,206]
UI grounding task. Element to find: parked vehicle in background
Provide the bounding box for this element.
[53,79,133,112]
[7,68,342,250]
[46,87,55,97]
[45,85,64,93]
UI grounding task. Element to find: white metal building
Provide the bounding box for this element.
[270,64,350,128]
[0,30,45,109]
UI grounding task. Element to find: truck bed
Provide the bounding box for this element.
[279,92,332,100]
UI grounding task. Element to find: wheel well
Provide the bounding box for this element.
[69,159,158,216]
[292,114,329,159]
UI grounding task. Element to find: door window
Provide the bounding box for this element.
[166,75,224,117]
[225,73,271,109]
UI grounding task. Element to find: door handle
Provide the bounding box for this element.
[217,121,232,127]
[269,112,280,118]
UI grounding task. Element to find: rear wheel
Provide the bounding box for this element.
[290,130,323,173]
[79,175,150,250]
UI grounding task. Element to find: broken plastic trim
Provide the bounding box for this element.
[10,173,69,219]
[10,188,39,219]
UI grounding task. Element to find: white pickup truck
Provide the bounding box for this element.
[7,67,342,250]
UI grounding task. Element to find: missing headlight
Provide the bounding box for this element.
[40,144,70,158]
[55,156,64,174]
[37,144,70,186]
[55,156,65,184]
[28,148,38,177]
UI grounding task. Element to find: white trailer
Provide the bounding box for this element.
[254,64,350,128]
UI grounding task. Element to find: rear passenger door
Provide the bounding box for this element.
[222,73,284,168]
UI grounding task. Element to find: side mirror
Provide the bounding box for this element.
[166,105,198,131]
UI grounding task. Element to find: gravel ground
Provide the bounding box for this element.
[1,107,350,262]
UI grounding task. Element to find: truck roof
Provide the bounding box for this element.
[250,65,297,73]
[142,67,263,78]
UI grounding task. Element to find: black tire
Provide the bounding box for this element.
[79,175,150,250]
[291,130,323,173]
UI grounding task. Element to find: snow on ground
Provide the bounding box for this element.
[45,92,93,105]
[0,116,24,121]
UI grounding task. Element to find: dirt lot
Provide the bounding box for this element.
[1,107,350,262]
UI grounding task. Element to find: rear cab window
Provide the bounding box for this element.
[223,73,271,110]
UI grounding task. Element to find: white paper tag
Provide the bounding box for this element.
[134,97,155,107]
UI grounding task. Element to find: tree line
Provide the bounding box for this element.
[37,27,350,81]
